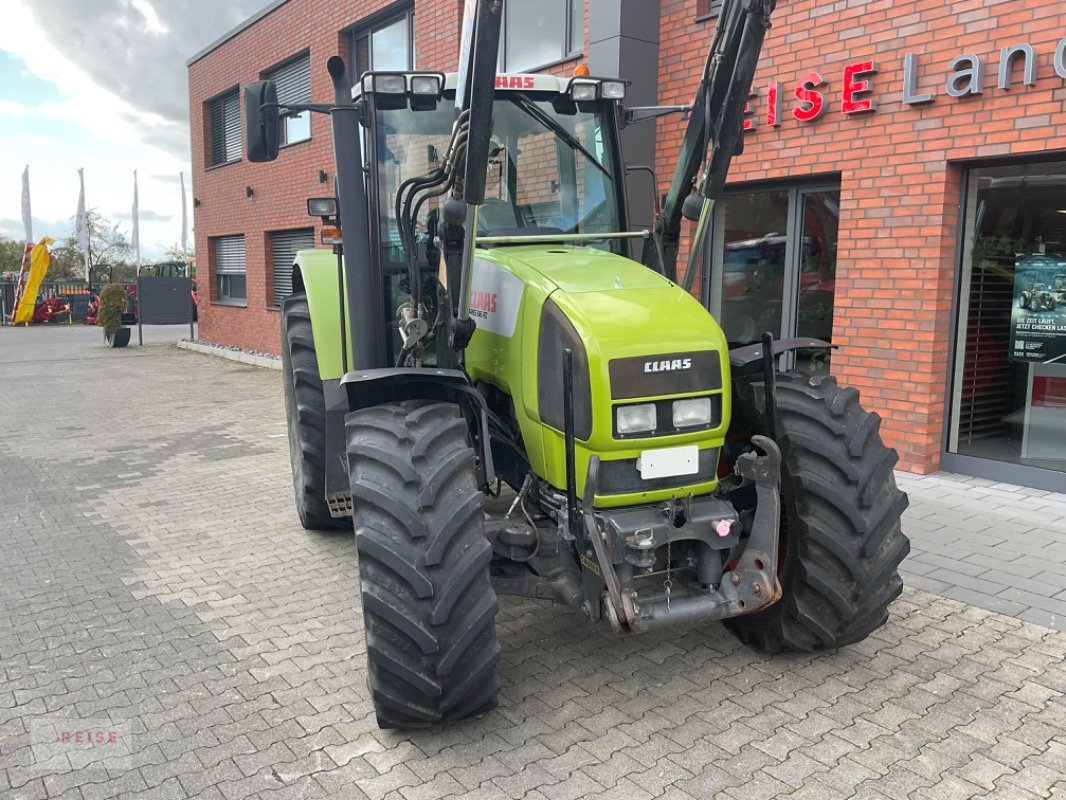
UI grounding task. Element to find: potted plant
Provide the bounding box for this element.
[97,283,131,348]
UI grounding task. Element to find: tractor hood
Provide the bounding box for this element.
[464,244,732,507]
[474,244,727,359]
[497,245,671,294]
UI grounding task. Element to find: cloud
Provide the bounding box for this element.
[114,209,174,223]
[0,216,70,244]
[6,0,268,158]
[0,1,266,260]
[148,172,185,186]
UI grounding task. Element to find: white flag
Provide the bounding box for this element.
[21,165,32,243]
[132,169,140,265]
[76,168,89,280]
[180,171,188,255]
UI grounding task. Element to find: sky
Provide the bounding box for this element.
[0,0,270,262]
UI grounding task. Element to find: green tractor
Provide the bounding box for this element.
[245,0,908,728]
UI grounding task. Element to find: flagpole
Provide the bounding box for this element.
[76,168,90,283]
[180,171,188,259]
[21,165,33,245]
[132,169,140,272]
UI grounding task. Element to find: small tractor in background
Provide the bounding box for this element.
[1019,282,1057,312]
[245,0,909,728]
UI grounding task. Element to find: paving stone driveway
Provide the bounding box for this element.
[1,329,1064,800]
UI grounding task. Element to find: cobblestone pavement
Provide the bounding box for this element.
[1,329,1064,800]
[897,472,1066,632]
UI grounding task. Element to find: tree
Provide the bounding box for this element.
[51,208,136,283]
[0,235,28,278]
[163,243,195,277]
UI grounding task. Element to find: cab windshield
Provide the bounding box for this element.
[373,91,623,270]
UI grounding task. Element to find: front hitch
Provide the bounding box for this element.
[586,435,783,633]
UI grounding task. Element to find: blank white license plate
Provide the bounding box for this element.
[638,445,699,480]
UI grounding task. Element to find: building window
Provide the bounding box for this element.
[707,184,839,371]
[696,0,723,20]
[264,53,311,146]
[352,10,413,77]
[500,0,582,72]
[270,228,314,307]
[207,89,241,167]
[946,159,1066,486]
[212,235,246,303]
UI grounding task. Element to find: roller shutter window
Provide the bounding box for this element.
[214,235,246,302]
[270,229,314,307]
[209,89,240,166]
[266,53,311,145]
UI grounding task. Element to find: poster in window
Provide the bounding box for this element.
[1009,253,1066,363]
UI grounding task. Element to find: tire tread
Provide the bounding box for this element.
[348,400,500,728]
[726,371,910,653]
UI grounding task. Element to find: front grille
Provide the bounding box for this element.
[608,351,722,400]
[597,448,719,495]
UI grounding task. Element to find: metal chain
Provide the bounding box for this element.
[664,539,673,610]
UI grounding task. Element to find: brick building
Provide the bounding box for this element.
[188,0,1066,490]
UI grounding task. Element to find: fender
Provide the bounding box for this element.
[341,368,496,489]
[292,247,347,380]
[728,336,833,367]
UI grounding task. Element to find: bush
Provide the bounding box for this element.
[97,284,128,331]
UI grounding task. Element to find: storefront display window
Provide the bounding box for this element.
[947,160,1066,485]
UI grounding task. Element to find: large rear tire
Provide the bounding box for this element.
[281,293,346,530]
[726,371,910,652]
[346,401,500,728]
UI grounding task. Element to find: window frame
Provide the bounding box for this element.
[499,0,583,73]
[350,8,415,77]
[695,0,724,21]
[212,234,247,306]
[263,51,312,148]
[705,178,840,369]
[206,87,241,168]
[941,156,1066,491]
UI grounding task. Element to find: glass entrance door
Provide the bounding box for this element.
[705,184,840,369]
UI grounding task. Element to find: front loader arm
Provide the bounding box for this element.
[651,0,775,283]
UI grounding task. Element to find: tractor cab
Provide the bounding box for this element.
[361,72,627,245]
[352,71,633,366]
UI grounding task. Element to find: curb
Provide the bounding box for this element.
[177,339,282,371]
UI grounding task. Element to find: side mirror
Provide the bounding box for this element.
[244,81,279,163]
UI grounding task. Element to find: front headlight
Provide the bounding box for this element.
[672,397,712,428]
[616,403,657,435]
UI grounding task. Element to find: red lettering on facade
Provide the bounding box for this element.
[842,61,878,114]
[793,71,827,122]
[766,80,781,127]
[743,87,757,131]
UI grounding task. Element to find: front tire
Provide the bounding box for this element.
[347,401,500,728]
[726,371,910,652]
[281,293,345,530]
